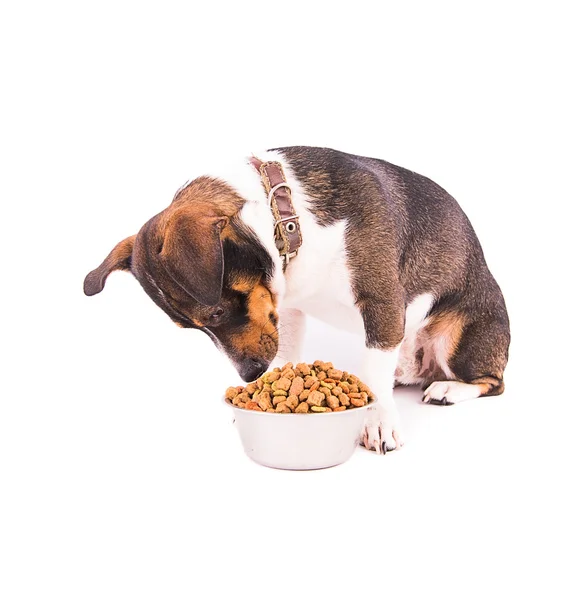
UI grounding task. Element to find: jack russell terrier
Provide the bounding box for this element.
[84,147,510,454]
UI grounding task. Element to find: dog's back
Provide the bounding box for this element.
[275,146,490,297]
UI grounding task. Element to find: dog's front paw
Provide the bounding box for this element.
[360,402,403,454]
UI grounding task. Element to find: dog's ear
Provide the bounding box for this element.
[159,208,226,306]
[84,235,136,296]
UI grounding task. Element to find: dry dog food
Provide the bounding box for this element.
[225,361,375,413]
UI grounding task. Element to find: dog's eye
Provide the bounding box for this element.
[210,307,224,321]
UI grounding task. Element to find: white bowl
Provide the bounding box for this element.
[225,398,374,470]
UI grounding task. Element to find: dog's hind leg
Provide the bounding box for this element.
[421,302,510,405]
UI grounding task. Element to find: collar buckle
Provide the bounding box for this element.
[252,157,302,271]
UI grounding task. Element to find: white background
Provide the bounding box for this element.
[1,1,575,598]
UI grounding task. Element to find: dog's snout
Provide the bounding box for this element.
[239,357,268,382]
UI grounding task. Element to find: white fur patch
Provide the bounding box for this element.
[395,293,434,385]
[405,293,435,329]
[430,332,456,380]
[361,402,403,454]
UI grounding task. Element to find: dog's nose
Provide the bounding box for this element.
[239,358,268,382]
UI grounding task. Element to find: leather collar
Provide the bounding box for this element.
[250,157,302,269]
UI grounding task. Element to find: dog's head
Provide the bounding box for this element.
[84,177,279,381]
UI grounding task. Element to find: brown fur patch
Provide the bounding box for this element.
[230,275,259,294]
[469,376,504,397]
[227,283,278,360]
[171,176,245,216]
[134,177,249,307]
[426,311,466,346]
[84,235,136,296]
[426,311,466,362]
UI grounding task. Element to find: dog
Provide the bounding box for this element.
[84,147,510,454]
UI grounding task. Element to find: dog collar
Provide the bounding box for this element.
[250,157,302,269]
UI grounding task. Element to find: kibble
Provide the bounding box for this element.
[225,362,375,413]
